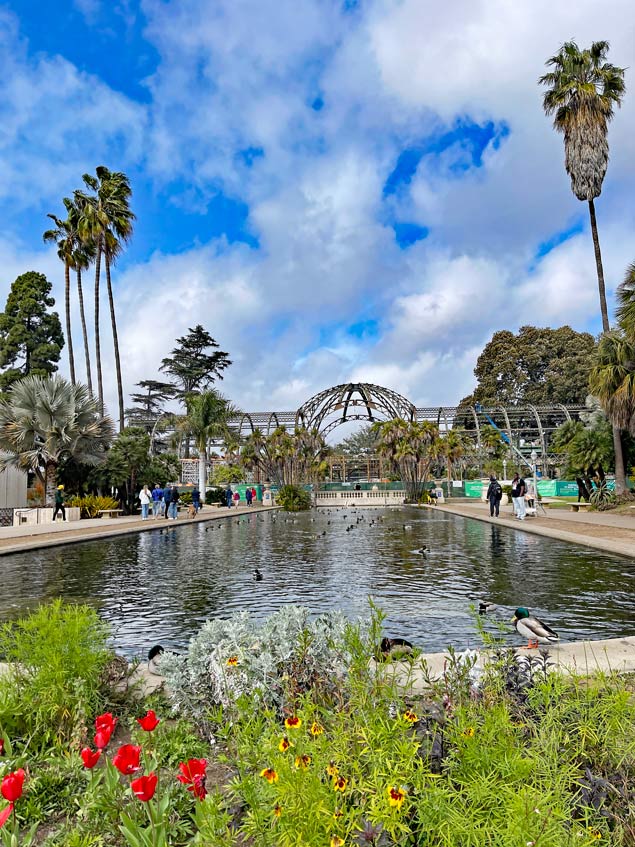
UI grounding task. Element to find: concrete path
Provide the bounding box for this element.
[0,504,278,556]
[429,500,635,559]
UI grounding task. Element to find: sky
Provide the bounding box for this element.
[1,0,635,424]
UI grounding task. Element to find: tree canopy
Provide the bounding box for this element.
[160,325,232,398]
[461,325,596,407]
[332,424,379,456]
[0,271,64,390]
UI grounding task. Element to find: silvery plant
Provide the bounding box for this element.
[160,606,355,721]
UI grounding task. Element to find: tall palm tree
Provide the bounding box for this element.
[43,210,77,385]
[589,331,635,439]
[0,374,114,505]
[68,198,96,395]
[184,390,239,493]
[540,41,625,331]
[540,41,626,491]
[616,261,635,339]
[76,167,135,430]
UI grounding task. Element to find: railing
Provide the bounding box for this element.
[314,490,406,506]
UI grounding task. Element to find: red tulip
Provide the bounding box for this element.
[177,758,207,800]
[131,773,158,802]
[1,769,25,803]
[136,710,160,732]
[0,804,13,829]
[94,727,113,749]
[81,748,101,769]
[113,744,142,776]
[0,739,4,756]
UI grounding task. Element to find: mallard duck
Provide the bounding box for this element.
[511,607,559,648]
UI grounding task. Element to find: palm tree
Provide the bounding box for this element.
[184,390,239,493]
[43,209,77,385]
[374,419,438,501]
[76,167,135,430]
[589,331,635,438]
[435,430,467,497]
[0,374,114,505]
[540,41,625,331]
[68,198,96,395]
[616,261,635,339]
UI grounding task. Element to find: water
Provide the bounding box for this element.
[1,507,634,657]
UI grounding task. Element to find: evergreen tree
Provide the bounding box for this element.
[0,271,64,390]
[160,325,231,399]
[126,379,175,429]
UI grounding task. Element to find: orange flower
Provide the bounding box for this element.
[226,656,239,667]
[278,736,292,752]
[326,761,339,777]
[260,767,279,783]
[284,716,302,730]
[387,786,407,809]
[332,775,348,792]
[330,837,344,847]
[294,754,311,769]
[403,710,418,723]
[462,727,475,738]
[273,804,282,817]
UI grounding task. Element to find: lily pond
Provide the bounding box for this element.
[2,507,634,657]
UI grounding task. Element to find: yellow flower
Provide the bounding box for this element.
[260,767,279,783]
[273,804,282,818]
[326,761,339,777]
[310,721,324,736]
[462,726,475,738]
[332,776,348,792]
[294,754,311,769]
[587,830,602,841]
[387,786,407,809]
[331,837,344,847]
[284,716,302,730]
[278,736,292,752]
[403,710,418,723]
[333,808,343,819]
[226,656,239,667]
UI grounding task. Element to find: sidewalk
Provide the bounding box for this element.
[430,500,635,559]
[0,504,278,556]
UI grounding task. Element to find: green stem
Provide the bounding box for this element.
[147,800,157,847]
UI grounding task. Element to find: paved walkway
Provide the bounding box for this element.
[430,500,635,559]
[0,504,278,556]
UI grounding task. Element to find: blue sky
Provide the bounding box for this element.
[1,0,634,418]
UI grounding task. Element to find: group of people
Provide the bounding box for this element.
[486,473,535,520]
[224,486,258,507]
[138,484,202,520]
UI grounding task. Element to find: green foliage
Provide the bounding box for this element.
[277,484,311,512]
[210,464,244,486]
[241,427,327,486]
[461,325,596,407]
[159,325,232,399]
[373,418,438,501]
[66,494,120,518]
[206,487,226,505]
[0,271,64,390]
[332,424,378,456]
[0,600,111,750]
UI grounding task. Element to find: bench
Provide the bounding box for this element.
[569,502,591,512]
[97,509,124,518]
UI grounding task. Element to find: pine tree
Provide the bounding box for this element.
[0,271,64,390]
[160,325,232,399]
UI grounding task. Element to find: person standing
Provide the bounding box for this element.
[245,487,253,507]
[164,485,172,519]
[169,485,180,519]
[192,486,201,513]
[486,475,503,518]
[53,484,66,522]
[139,485,152,520]
[152,484,163,518]
[225,485,233,508]
[233,490,240,509]
[511,473,527,520]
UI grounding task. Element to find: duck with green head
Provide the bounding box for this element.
[511,607,559,649]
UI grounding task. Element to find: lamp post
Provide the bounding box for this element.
[502,459,507,482]
[530,450,538,505]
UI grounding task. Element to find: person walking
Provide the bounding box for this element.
[164,485,172,519]
[169,485,180,519]
[139,485,152,520]
[152,484,163,518]
[233,490,240,509]
[52,484,66,522]
[192,486,201,513]
[511,473,527,520]
[225,485,233,508]
[245,487,253,507]
[486,475,503,518]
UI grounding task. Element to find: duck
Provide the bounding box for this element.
[478,600,496,615]
[254,568,263,581]
[511,607,559,648]
[411,546,427,555]
[403,524,413,531]
[147,644,164,674]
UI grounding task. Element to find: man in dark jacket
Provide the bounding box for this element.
[511,473,526,520]
[192,487,201,513]
[169,486,179,519]
[485,475,503,517]
[164,486,172,519]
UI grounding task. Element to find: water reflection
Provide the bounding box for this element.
[1,508,634,657]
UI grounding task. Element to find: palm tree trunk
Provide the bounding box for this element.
[105,252,125,432]
[588,199,627,495]
[94,242,104,413]
[198,446,207,495]
[45,461,57,507]
[76,267,93,394]
[64,261,76,384]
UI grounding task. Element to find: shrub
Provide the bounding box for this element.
[206,487,225,505]
[0,600,111,749]
[277,484,311,512]
[66,494,120,519]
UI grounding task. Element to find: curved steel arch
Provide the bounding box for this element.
[297,382,417,435]
[266,412,281,436]
[237,413,256,439]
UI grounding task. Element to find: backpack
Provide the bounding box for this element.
[492,482,502,498]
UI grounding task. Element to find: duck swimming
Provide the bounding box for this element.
[511,607,559,648]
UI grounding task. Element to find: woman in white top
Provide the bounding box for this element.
[139,485,152,520]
